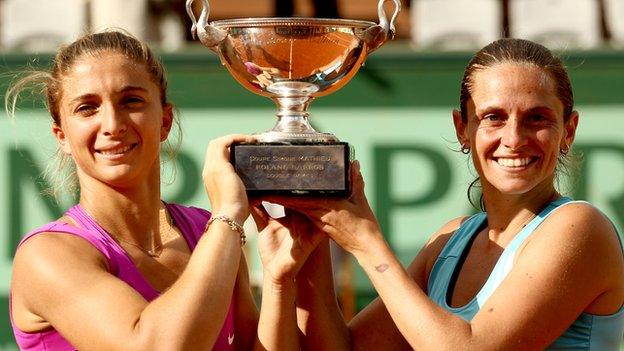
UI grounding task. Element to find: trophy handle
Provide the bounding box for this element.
[359,0,401,53]
[186,0,227,49]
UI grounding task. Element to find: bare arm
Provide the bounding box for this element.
[295,238,351,351]
[251,206,325,350]
[12,219,243,351]
[348,218,460,351]
[256,273,299,350]
[233,254,260,350]
[342,204,623,350]
[294,234,413,351]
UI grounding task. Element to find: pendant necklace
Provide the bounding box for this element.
[113,236,162,258]
[108,210,174,258]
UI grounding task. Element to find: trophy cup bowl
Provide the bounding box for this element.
[187,0,400,195]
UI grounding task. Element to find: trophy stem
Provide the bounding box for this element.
[255,96,338,143]
[275,96,313,118]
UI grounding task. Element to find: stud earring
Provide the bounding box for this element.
[560,144,570,155]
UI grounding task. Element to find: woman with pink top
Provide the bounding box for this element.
[8,30,317,350]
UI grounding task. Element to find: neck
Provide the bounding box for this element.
[77,166,164,247]
[480,182,560,246]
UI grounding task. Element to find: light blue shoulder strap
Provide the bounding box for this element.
[505,197,572,252]
[476,197,572,306]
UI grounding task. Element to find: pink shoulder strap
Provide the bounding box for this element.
[18,220,120,275]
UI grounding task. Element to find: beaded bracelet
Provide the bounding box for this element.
[206,214,246,246]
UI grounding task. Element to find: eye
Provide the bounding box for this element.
[122,96,146,107]
[484,114,500,121]
[74,104,97,116]
[528,114,546,122]
[479,113,504,126]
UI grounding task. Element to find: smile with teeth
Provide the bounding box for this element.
[495,157,535,167]
[97,144,135,155]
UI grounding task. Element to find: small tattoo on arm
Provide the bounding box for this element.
[375,263,389,272]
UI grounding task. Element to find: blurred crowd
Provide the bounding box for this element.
[0,0,620,53]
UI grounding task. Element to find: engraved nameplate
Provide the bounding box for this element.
[231,143,350,196]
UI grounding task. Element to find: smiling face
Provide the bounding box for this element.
[53,51,172,189]
[454,62,578,197]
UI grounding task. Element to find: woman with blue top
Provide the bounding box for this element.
[264,38,624,350]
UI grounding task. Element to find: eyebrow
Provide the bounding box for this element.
[525,106,556,115]
[69,94,97,105]
[476,106,556,116]
[119,86,149,94]
[68,86,149,105]
[476,107,505,117]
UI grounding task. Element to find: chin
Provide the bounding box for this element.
[99,171,145,188]
[487,180,539,196]
[496,180,555,196]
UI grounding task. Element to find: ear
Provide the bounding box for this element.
[52,123,72,155]
[452,109,468,147]
[562,111,579,151]
[160,104,174,142]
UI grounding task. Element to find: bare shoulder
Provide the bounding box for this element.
[13,215,107,276]
[428,216,470,245]
[520,201,624,313]
[536,201,621,254]
[12,231,108,330]
[420,216,471,256]
[14,230,108,278]
[407,216,472,287]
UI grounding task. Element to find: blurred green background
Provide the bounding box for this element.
[0,46,623,348]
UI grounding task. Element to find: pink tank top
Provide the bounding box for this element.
[10,203,236,350]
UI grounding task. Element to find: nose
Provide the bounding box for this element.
[501,117,527,151]
[100,104,127,137]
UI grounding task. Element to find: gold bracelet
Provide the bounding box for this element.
[206,214,246,246]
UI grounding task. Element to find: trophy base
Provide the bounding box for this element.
[231,142,350,196]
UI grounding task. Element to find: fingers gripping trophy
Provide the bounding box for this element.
[186,0,400,196]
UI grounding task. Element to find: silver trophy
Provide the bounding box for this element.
[187,0,400,195]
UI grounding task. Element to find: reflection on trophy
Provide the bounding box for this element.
[186,0,400,195]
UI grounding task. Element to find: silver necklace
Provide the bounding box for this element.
[108,210,174,258]
[112,236,162,258]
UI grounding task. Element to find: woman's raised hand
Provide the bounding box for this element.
[202,134,256,224]
[251,204,325,285]
[265,161,384,255]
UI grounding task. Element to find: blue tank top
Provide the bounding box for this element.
[428,197,624,350]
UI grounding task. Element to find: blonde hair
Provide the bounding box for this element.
[5,30,181,198]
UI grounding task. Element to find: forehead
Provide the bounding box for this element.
[469,62,563,114]
[61,51,154,97]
